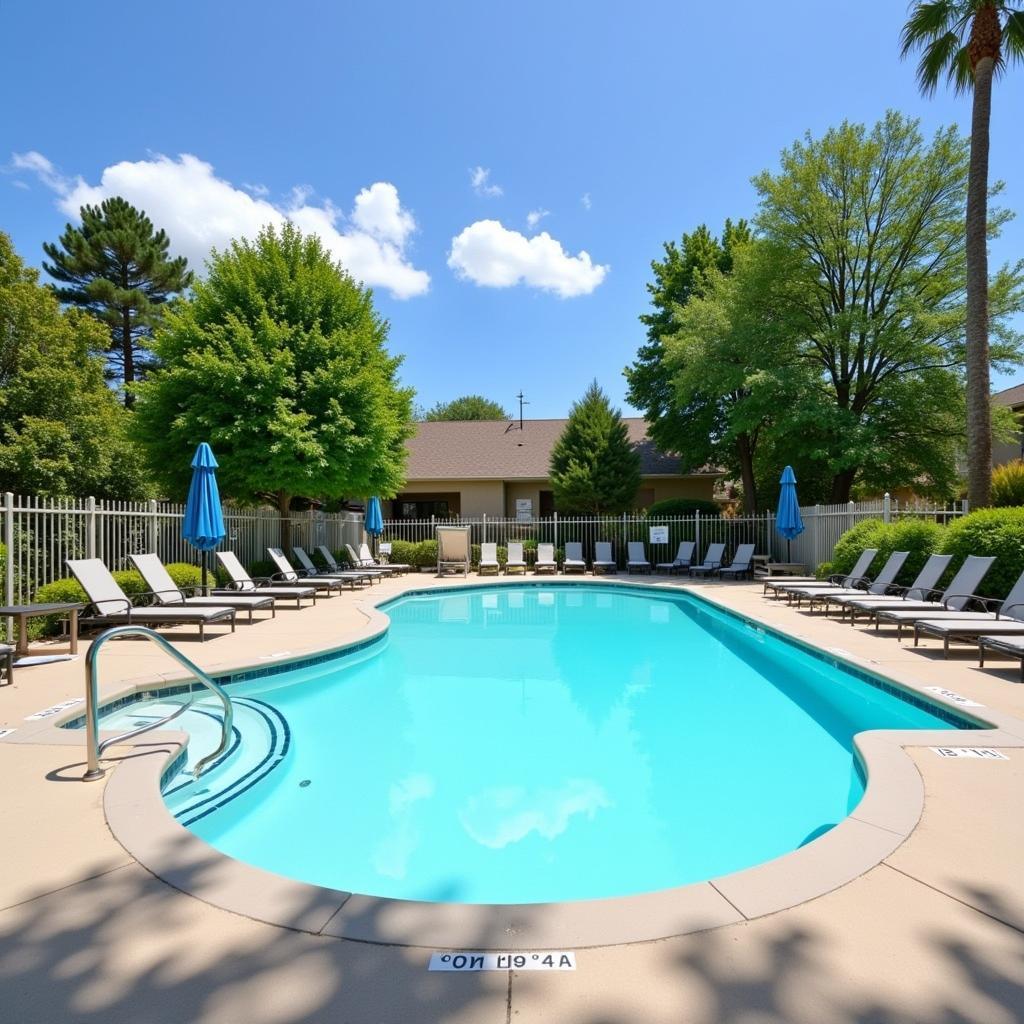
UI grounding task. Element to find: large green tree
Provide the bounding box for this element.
[0,232,151,498]
[133,224,415,548]
[43,196,192,406]
[901,1,1024,509]
[549,382,641,514]
[424,395,510,420]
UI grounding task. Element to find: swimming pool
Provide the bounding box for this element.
[97,584,971,905]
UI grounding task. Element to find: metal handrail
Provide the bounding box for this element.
[83,625,234,782]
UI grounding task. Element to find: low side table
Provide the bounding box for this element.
[763,562,808,577]
[0,603,84,656]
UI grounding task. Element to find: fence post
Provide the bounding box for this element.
[3,493,13,642]
[482,513,487,545]
[86,496,96,560]
[147,499,158,555]
[553,510,558,553]
[695,509,701,559]
[882,492,891,524]
[813,504,821,568]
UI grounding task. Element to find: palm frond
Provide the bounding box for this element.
[916,30,965,92]
[947,42,975,92]
[1000,9,1024,65]
[900,0,961,57]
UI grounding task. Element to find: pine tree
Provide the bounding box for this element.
[42,197,192,406]
[549,382,641,514]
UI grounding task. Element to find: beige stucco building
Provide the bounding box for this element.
[386,418,720,519]
[993,382,1024,468]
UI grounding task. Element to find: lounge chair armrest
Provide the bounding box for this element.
[268,571,300,582]
[908,586,942,602]
[970,594,1003,613]
[844,575,872,590]
[149,586,191,601]
[883,583,908,596]
[941,593,983,611]
[998,602,1024,620]
[85,598,133,616]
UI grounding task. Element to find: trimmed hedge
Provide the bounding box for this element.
[992,461,1024,508]
[821,517,944,587]
[940,507,1024,599]
[645,498,721,517]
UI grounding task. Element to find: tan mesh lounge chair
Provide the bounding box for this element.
[358,542,409,575]
[505,542,527,574]
[266,548,352,593]
[766,548,879,600]
[478,543,500,575]
[563,542,586,574]
[534,543,557,574]
[341,544,391,580]
[593,542,616,574]
[627,542,651,574]
[292,546,375,586]
[129,553,275,623]
[437,526,471,576]
[68,558,236,641]
[214,551,317,607]
[718,543,757,580]
[689,543,725,577]
[657,541,695,574]
[788,550,909,611]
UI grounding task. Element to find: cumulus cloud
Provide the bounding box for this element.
[470,165,503,198]
[580,192,592,210]
[448,219,608,297]
[13,150,430,299]
[526,208,550,229]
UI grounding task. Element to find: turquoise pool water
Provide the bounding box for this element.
[102,584,969,904]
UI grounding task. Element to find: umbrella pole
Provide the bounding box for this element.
[202,550,209,597]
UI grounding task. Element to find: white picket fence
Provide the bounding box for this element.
[0,492,364,622]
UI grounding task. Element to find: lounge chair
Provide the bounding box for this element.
[266,548,353,593]
[317,545,392,581]
[478,543,500,575]
[766,549,879,601]
[910,568,1024,656]
[656,541,696,574]
[343,543,396,579]
[358,542,410,575]
[214,551,317,607]
[293,546,375,586]
[689,543,726,578]
[979,634,1024,681]
[718,543,757,580]
[831,553,953,622]
[868,555,996,637]
[593,542,616,574]
[534,543,557,574]
[789,550,910,612]
[67,558,236,641]
[0,643,13,684]
[563,542,587,574]
[129,553,276,624]
[437,526,471,576]
[505,542,527,575]
[627,542,651,574]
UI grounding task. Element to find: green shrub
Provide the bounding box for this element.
[827,517,945,587]
[940,507,1024,599]
[827,519,887,578]
[991,461,1024,508]
[646,498,721,517]
[245,559,279,582]
[165,562,204,590]
[387,540,420,568]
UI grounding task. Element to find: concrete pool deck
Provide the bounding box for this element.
[2,573,1023,1022]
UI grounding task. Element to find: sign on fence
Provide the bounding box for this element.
[649,525,669,545]
[515,499,533,522]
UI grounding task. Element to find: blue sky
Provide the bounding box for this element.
[3,0,1023,417]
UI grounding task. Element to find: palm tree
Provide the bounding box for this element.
[901,2,1024,509]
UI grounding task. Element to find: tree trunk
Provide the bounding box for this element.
[277,491,292,553]
[735,433,758,514]
[122,306,134,408]
[965,56,994,508]
[829,468,857,504]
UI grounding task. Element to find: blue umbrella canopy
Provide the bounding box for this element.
[365,496,384,537]
[182,443,226,550]
[775,465,804,541]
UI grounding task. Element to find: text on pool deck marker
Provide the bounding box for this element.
[428,952,576,971]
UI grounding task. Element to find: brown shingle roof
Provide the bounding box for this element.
[404,418,716,480]
[994,382,1024,409]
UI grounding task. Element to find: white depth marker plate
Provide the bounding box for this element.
[25,697,84,721]
[923,686,985,708]
[429,951,576,972]
[930,747,1008,760]
[0,728,16,739]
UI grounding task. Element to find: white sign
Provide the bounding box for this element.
[378,542,392,554]
[923,686,985,708]
[930,747,1008,760]
[649,525,669,545]
[429,951,576,972]
[25,697,84,721]
[515,498,533,522]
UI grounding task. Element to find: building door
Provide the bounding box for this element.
[539,490,555,516]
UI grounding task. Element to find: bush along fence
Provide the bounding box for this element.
[0,493,364,631]
[379,496,966,572]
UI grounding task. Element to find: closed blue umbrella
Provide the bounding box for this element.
[182,443,226,595]
[365,496,384,554]
[775,465,804,561]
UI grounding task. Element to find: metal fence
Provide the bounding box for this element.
[381,495,967,570]
[0,492,364,624]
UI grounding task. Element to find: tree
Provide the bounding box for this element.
[549,382,641,514]
[0,232,151,498]
[133,224,415,548]
[424,395,510,420]
[42,197,192,406]
[901,2,1024,508]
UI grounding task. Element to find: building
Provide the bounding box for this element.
[386,418,720,520]
[993,383,1024,467]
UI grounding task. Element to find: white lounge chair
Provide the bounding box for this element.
[478,542,500,575]
[718,543,757,580]
[505,542,527,575]
[68,558,236,641]
[340,544,392,580]
[534,543,557,574]
[267,548,351,594]
[214,551,317,607]
[593,542,616,574]
[832,553,953,621]
[766,548,879,600]
[293,546,376,586]
[129,553,276,623]
[627,542,651,574]
[437,526,471,576]
[790,550,910,612]
[689,543,726,578]
[358,542,410,574]
[656,541,696,574]
[563,542,587,574]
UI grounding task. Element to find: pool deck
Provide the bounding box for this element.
[2,572,1024,1022]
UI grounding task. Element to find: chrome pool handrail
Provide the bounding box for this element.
[83,625,234,782]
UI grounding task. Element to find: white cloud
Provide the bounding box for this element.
[448,219,608,298]
[526,208,550,230]
[242,182,269,197]
[14,151,430,299]
[581,192,592,210]
[469,165,503,198]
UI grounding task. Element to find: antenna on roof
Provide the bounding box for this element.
[516,390,529,431]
